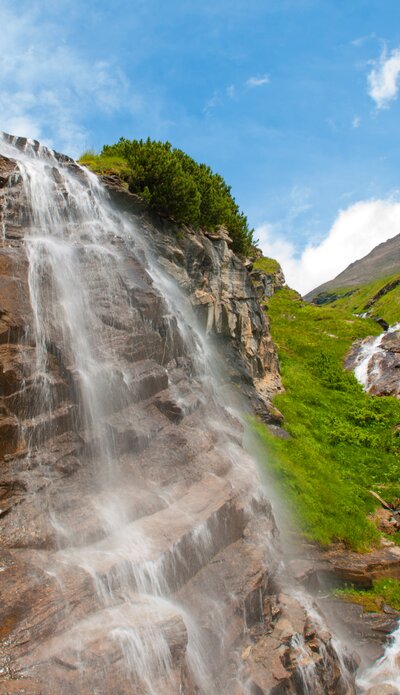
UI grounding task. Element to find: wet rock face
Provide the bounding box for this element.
[0,145,355,694]
[237,591,358,695]
[104,176,281,417]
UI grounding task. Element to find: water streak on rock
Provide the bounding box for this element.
[0,132,359,694]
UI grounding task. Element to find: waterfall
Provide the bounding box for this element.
[0,132,386,694]
[357,622,400,693]
[353,323,400,393]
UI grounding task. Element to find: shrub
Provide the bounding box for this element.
[80,138,254,255]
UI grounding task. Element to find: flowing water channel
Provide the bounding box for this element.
[0,133,398,693]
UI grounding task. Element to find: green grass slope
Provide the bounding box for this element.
[256,284,400,550]
[316,273,400,326]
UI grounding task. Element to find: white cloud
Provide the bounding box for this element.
[368,47,400,109]
[246,74,270,88]
[226,84,236,98]
[352,115,361,128]
[0,5,143,156]
[256,199,400,295]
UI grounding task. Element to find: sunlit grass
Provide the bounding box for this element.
[79,151,131,182]
[255,286,400,550]
[327,273,400,326]
[253,256,281,274]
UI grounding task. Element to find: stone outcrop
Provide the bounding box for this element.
[0,137,355,694]
[249,263,285,301]
[236,591,358,695]
[314,542,400,587]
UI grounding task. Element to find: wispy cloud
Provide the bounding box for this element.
[246,74,270,88]
[352,115,361,128]
[368,46,400,109]
[0,5,144,156]
[287,185,312,224]
[326,118,338,132]
[257,198,400,294]
[351,33,376,47]
[203,90,222,114]
[203,73,270,114]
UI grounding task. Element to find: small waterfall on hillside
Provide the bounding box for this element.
[357,623,400,693]
[0,133,382,694]
[352,323,400,393]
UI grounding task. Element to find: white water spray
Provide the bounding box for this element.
[358,621,400,693]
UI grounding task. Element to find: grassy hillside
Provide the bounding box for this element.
[256,284,400,550]
[315,273,400,326]
[335,578,400,611]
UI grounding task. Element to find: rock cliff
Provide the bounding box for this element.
[102,173,282,418]
[0,135,356,694]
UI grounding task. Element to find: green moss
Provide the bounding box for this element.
[255,287,400,550]
[253,256,280,275]
[335,578,400,612]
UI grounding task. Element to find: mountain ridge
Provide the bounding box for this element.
[305,231,400,301]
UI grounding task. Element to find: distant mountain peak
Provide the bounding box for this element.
[305,232,400,301]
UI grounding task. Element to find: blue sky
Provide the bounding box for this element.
[2,0,400,292]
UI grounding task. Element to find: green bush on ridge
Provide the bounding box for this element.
[79,138,254,255]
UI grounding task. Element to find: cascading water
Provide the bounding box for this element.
[0,132,391,694]
[357,622,400,693]
[0,133,233,693]
[353,323,400,393]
